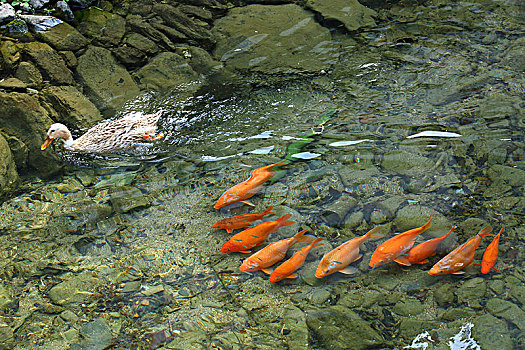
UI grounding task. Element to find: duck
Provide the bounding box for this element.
[41,110,164,153]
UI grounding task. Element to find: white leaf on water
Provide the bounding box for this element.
[406,131,462,139]
[201,154,240,161]
[290,152,321,160]
[329,139,372,147]
[249,146,275,155]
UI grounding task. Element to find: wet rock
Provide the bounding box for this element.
[398,318,442,339]
[455,278,486,309]
[29,0,51,10]
[60,310,79,323]
[486,298,525,330]
[15,61,43,88]
[77,318,113,350]
[343,210,364,229]
[36,22,88,51]
[76,46,140,115]
[123,32,159,57]
[212,4,333,75]
[440,308,475,321]
[306,305,385,349]
[392,297,424,316]
[0,4,15,25]
[43,85,102,130]
[504,276,525,304]
[48,271,99,306]
[434,283,455,306]
[305,0,377,31]
[471,314,513,349]
[0,40,21,73]
[0,134,19,200]
[109,186,152,213]
[133,52,200,92]
[320,193,357,226]
[394,205,452,238]
[153,4,213,47]
[283,305,309,350]
[501,36,525,72]
[381,149,434,175]
[0,323,14,350]
[0,92,61,175]
[487,164,525,187]
[56,1,74,22]
[0,284,14,311]
[0,77,26,90]
[77,7,125,47]
[126,16,176,51]
[59,50,78,67]
[21,41,74,85]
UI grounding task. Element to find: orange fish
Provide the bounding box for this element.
[369,213,433,268]
[212,206,274,233]
[239,229,316,273]
[220,214,295,253]
[394,225,456,266]
[428,226,493,275]
[480,226,503,274]
[269,238,323,283]
[214,160,288,209]
[315,227,383,278]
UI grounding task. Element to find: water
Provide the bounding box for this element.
[0,0,524,349]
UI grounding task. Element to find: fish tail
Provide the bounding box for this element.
[293,229,317,244]
[311,237,324,248]
[478,225,493,238]
[276,213,295,227]
[495,226,504,237]
[261,206,274,216]
[271,160,289,168]
[363,226,384,240]
[420,213,433,232]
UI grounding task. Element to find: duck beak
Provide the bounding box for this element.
[41,136,54,150]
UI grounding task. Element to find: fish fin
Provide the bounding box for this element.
[339,266,359,275]
[452,271,465,275]
[420,213,433,232]
[241,201,256,207]
[351,255,363,263]
[286,273,298,279]
[394,256,412,266]
[473,263,481,266]
[414,259,429,264]
[239,250,252,254]
[364,226,384,240]
[261,268,273,275]
[493,267,500,272]
[226,229,233,234]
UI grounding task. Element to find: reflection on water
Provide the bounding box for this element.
[1,0,524,349]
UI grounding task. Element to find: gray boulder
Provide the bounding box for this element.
[0,3,15,25]
[36,22,88,51]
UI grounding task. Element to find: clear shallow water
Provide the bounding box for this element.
[1,0,524,349]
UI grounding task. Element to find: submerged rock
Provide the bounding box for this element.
[48,271,99,306]
[212,4,334,75]
[471,314,513,349]
[77,7,125,47]
[306,305,385,349]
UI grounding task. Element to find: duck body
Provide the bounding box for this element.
[41,111,163,153]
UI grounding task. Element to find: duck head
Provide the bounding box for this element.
[41,123,73,150]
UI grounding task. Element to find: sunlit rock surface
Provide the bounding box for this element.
[212,4,334,74]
